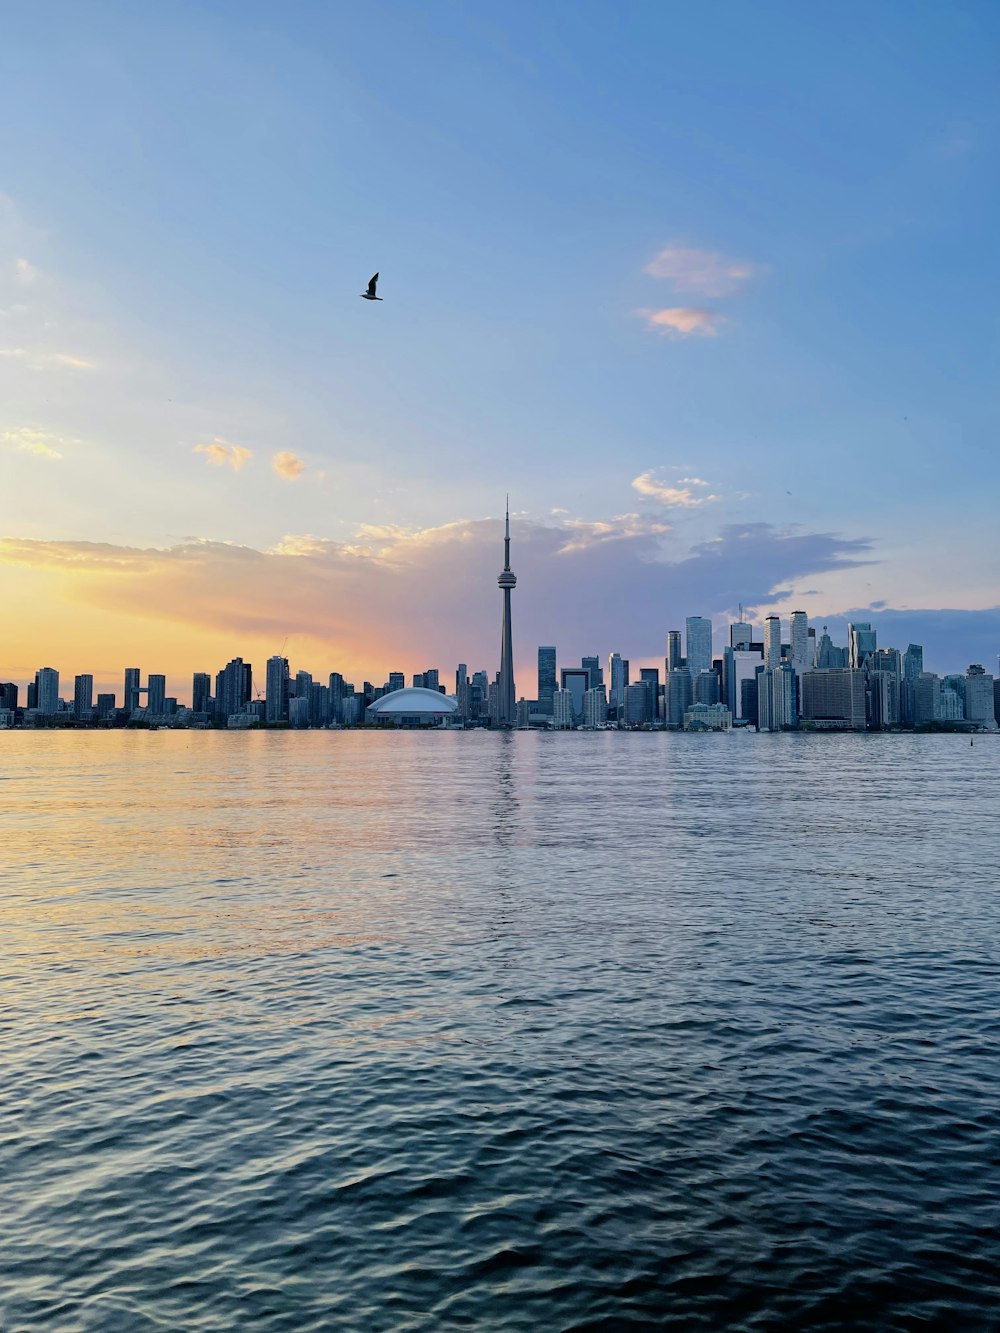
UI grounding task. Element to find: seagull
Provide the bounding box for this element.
[361,272,382,301]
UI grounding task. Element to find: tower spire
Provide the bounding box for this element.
[497,496,517,726]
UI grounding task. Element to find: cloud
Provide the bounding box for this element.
[0,516,879,685]
[2,426,68,460]
[636,307,725,338]
[194,440,253,471]
[272,450,306,479]
[14,257,40,286]
[631,471,719,507]
[644,245,757,297]
[0,346,94,371]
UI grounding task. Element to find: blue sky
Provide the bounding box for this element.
[1,1,998,686]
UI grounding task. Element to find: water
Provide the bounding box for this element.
[2,730,999,1330]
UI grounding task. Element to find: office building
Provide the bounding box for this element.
[685,616,712,679]
[868,670,899,729]
[581,656,603,689]
[560,667,590,722]
[965,666,998,731]
[684,702,732,731]
[537,646,557,715]
[96,693,116,720]
[730,620,753,650]
[849,622,877,669]
[666,667,693,727]
[608,652,629,714]
[758,663,797,731]
[666,630,683,672]
[800,669,866,730]
[693,669,719,706]
[74,673,94,719]
[625,680,652,725]
[0,682,19,712]
[939,686,964,721]
[723,647,763,722]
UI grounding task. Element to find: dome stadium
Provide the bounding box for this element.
[366,687,460,727]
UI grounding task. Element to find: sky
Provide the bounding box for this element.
[1,0,998,700]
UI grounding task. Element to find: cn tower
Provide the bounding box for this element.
[497,497,517,726]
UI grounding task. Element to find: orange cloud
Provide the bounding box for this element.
[636,307,725,338]
[272,450,305,479]
[631,471,719,507]
[644,245,757,297]
[194,440,253,470]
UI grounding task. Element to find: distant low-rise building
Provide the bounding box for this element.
[683,702,732,731]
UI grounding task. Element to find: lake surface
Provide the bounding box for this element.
[2,730,999,1330]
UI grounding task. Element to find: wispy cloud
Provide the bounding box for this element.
[636,307,725,338]
[14,257,40,286]
[2,426,69,460]
[194,439,253,471]
[272,450,306,479]
[0,346,94,371]
[644,245,758,297]
[632,471,719,507]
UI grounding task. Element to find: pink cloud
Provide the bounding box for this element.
[636,307,725,338]
[644,245,757,297]
[272,450,306,479]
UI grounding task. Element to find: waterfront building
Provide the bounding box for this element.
[764,616,782,670]
[914,673,940,726]
[685,616,712,679]
[666,667,693,727]
[560,667,590,722]
[328,672,345,724]
[0,682,17,712]
[516,697,531,729]
[96,693,115,720]
[496,500,517,726]
[800,669,866,730]
[215,658,251,722]
[684,702,732,731]
[900,644,924,724]
[366,687,459,727]
[537,646,557,715]
[266,656,289,724]
[192,672,212,715]
[147,674,166,716]
[639,667,659,722]
[551,688,575,729]
[849,622,877,669]
[693,668,719,706]
[35,667,60,717]
[723,647,763,722]
[790,611,811,674]
[289,696,310,727]
[124,667,141,715]
[868,670,899,729]
[624,681,652,725]
[73,673,93,719]
[939,686,964,721]
[965,666,998,731]
[758,663,797,731]
[582,686,607,729]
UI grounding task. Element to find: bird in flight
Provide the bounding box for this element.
[361,272,382,301]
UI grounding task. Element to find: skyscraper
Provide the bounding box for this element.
[730,620,753,650]
[560,667,590,722]
[849,622,877,669]
[124,667,140,714]
[764,616,782,669]
[666,630,683,671]
[608,653,629,715]
[790,611,810,674]
[666,668,693,727]
[192,672,212,714]
[74,673,93,719]
[35,667,59,716]
[266,656,289,724]
[581,656,603,689]
[147,674,166,716]
[685,617,712,679]
[537,646,557,715]
[496,499,517,727]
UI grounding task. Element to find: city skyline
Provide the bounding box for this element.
[2,3,999,694]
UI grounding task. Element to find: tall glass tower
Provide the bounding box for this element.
[497,499,517,726]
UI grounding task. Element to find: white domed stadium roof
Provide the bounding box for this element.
[367,687,459,716]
